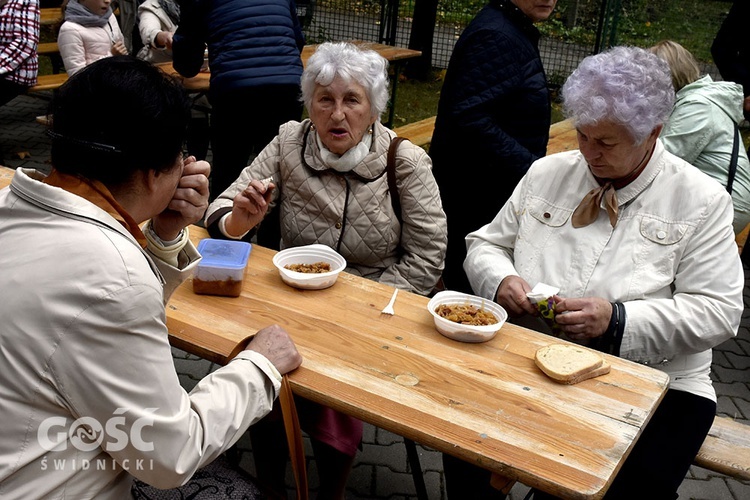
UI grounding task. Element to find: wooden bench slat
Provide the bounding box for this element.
[28,73,68,93]
[695,416,750,480]
[392,116,436,147]
[38,42,59,55]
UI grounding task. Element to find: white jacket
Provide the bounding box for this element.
[465,141,743,401]
[58,16,123,75]
[136,0,176,64]
[0,169,281,499]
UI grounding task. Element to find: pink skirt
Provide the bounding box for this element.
[296,397,363,457]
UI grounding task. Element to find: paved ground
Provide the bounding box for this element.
[2,93,750,499]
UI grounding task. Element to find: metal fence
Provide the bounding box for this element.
[298,0,730,82]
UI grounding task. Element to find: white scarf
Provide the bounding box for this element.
[315,129,373,172]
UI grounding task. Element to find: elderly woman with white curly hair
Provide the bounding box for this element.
[453,46,744,500]
[204,41,447,498]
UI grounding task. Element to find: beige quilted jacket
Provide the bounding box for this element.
[205,119,447,296]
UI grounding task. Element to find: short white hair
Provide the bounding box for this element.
[301,42,390,118]
[563,46,675,144]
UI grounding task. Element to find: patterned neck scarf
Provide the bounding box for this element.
[43,169,147,248]
[64,0,114,28]
[158,0,181,25]
[571,143,654,228]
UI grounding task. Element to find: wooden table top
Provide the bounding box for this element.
[0,166,670,498]
[160,41,421,93]
[166,226,669,500]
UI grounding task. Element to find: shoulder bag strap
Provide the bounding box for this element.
[387,136,407,224]
[727,123,740,195]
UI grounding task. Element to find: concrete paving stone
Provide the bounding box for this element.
[414,444,443,471]
[716,397,745,420]
[373,464,422,497]
[725,351,750,371]
[714,364,750,384]
[362,422,377,443]
[374,427,409,446]
[732,397,750,419]
[726,478,750,499]
[678,475,735,500]
[714,380,750,399]
[172,356,215,381]
[357,441,408,471]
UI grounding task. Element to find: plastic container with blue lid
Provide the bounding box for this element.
[193,239,252,297]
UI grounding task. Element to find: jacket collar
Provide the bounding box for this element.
[301,120,393,182]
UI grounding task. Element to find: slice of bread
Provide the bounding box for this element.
[535,344,610,384]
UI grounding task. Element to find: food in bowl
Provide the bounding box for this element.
[284,262,331,273]
[434,303,499,326]
[427,291,507,343]
[272,244,347,290]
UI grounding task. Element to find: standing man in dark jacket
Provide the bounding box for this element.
[711,0,750,121]
[430,0,557,295]
[172,0,305,247]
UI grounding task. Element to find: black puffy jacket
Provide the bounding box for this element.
[429,0,551,292]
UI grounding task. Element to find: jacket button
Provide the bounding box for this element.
[335,221,342,229]
[543,212,551,219]
[657,230,666,239]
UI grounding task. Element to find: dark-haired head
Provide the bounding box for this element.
[48,56,192,187]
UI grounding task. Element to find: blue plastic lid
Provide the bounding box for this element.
[197,239,252,269]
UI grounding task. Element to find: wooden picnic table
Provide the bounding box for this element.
[158,225,669,500]
[160,41,421,127]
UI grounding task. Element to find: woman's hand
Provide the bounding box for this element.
[155,31,174,50]
[224,179,275,238]
[111,40,129,56]
[495,275,537,317]
[151,156,211,240]
[552,297,612,341]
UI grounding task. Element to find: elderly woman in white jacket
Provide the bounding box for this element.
[457,46,743,500]
[204,41,447,499]
[58,0,128,75]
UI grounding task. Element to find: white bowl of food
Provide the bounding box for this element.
[427,290,508,343]
[272,244,347,290]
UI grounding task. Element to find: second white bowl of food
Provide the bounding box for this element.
[272,244,347,290]
[427,290,508,343]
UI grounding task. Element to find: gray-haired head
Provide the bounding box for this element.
[301,42,390,119]
[562,46,675,144]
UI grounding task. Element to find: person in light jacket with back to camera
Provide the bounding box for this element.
[204,41,447,499]
[0,56,302,499]
[460,46,743,500]
[649,39,750,235]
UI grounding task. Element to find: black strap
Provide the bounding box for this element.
[727,123,740,195]
[387,136,407,224]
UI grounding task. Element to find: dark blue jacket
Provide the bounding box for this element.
[173,0,305,96]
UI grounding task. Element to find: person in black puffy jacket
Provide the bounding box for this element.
[429,0,556,297]
[172,0,305,248]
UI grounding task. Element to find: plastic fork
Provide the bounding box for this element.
[381,289,399,315]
